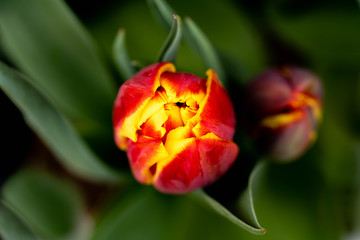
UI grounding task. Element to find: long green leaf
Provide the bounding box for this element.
[183,17,225,81]
[147,0,225,81]
[147,0,266,82]
[92,185,265,240]
[237,161,266,231]
[157,14,182,63]
[191,189,266,235]
[0,62,120,182]
[2,169,82,239]
[189,161,267,235]
[112,29,136,80]
[147,0,174,29]
[92,187,174,240]
[0,201,39,240]
[0,0,116,124]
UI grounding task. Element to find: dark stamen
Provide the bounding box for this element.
[149,163,158,176]
[176,102,184,107]
[156,86,165,92]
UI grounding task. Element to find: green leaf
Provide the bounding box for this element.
[0,201,39,240]
[0,61,120,182]
[2,169,82,239]
[183,17,225,81]
[147,0,174,29]
[190,162,267,236]
[92,158,338,240]
[237,161,266,232]
[147,0,267,82]
[252,159,339,240]
[92,185,264,240]
[91,187,176,240]
[191,190,265,235]
[0,0,116,124]
[91,163,266,238]
[147,0,225,81]
[112,29,136,80]
[158,14,182,63]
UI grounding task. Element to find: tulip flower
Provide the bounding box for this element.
[113,62,238,194]
[244,67,323,162]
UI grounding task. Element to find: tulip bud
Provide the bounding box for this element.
[113,62,238,194]
[243,67,323,162]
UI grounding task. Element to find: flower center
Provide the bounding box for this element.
[137,85,201,144]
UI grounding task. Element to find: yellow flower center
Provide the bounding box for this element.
[138,82,204,145]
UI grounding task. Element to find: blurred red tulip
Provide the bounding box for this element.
[244,67,323,162]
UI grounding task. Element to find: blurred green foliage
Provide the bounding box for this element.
[2,169,83,239]
[0,0,359,239]
[0,201,38,240]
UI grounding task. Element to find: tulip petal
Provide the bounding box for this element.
[245,67,323,121]
[260,111,304,129]
[154,132,238,194]
[298,92,322,122]
[259,91,321,129]
[285,67,323,101]
[257,112,315,161]
[180,98,198,124]
[163,102,184,133]
[244,69,293,118]
[192,70,236,140]
[139,106,168,140]
[127,136,169,184]
[137,87,168,128]
[160,72,207,104]
[164,124,195,155]
[113,62,175,149]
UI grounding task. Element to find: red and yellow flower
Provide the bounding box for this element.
[244,67,323,162]
[113,62,238,194]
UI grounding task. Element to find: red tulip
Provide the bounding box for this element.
[244,67,323,162]
[113,62,238,194]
